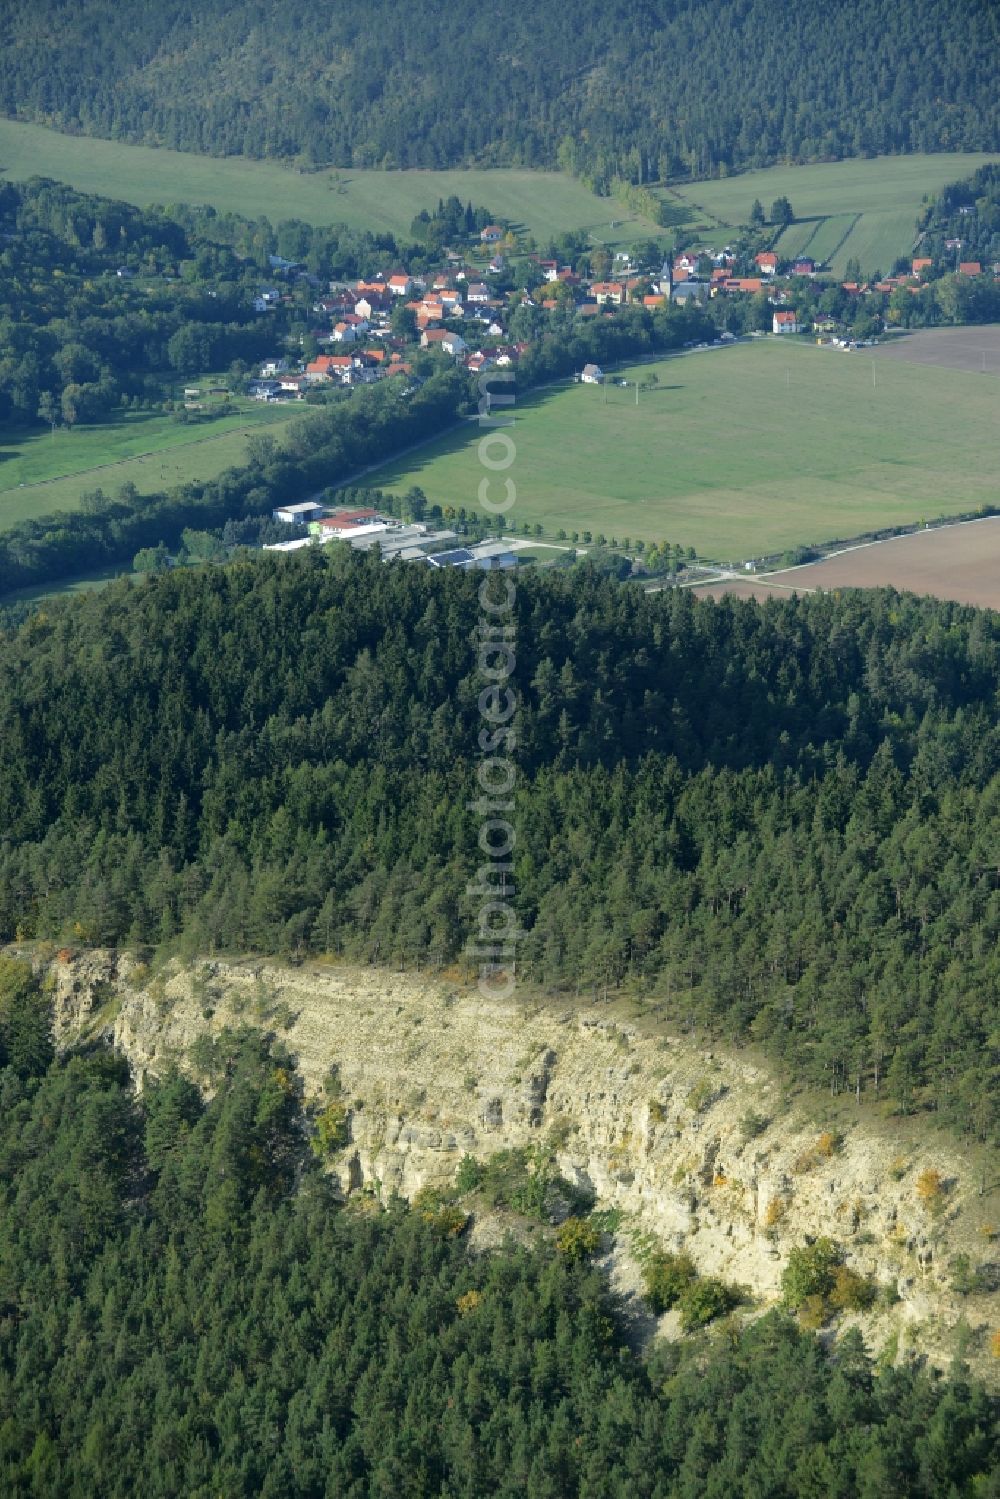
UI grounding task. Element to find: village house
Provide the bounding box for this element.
[591,282,624,305]
[773,310,800,334]
[792,258,816,276]
[466,282,490,303]
[388,273,412,296]
[959,261,982,277]
[911,257,934,277]
[305,354,355,382]
[580,363,604,384]
[277,374,308,398]
[480,224,504,243]
[755,252,779,275]
[248,379,281,401]
[420,328,468,356]
[330,321,357,343]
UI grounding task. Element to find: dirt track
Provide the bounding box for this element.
[694,516,1000,611]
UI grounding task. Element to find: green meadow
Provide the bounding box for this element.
[363,340,1000,560]
[0,402,301,531]
[0,118,664,248]
[664,153,1000,275]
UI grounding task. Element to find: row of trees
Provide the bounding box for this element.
[1,975,997,1495]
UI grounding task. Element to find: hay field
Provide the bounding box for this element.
[364,340,1000,559]
[0,118,663,248]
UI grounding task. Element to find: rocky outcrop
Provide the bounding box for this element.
[36,947,1000,1372]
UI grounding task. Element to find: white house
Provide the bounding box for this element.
[773,311,800,334]
[480,225,505,243]
[580,363,604,384]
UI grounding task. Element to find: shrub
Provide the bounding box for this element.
[678,1276,739,1331]
[816,1131,841,1158]
[799,1294,828,1330]
[781,1238,841,1309]
[739,1110,769,1142]
[312,1100,349,1156]
[456,1290,482,1316]
[829,1265,877,1312]
[455,1154,484,1193]
[764,1198,787,1231]
[686,1077,718,1113]
[556,1217,601,1263]
[648,1098,667,1124]
[642,1251,697,1313]
[916,1168,946,1211]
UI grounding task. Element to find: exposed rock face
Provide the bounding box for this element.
[36,948,999,1370]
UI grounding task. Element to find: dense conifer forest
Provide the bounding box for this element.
[1,0,998,184]
[0,556,998,1140]
[1,962,998,1496]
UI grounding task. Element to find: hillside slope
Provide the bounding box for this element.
[0,556,998,1142]
[45,947,1000,1378]
[0,0,998,182]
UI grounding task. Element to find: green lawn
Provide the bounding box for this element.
[0,403,301,530]
[362,341,1000,560]
[665,154,1000,275]
[0,118,665,249]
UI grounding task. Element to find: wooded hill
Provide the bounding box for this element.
[1,0,998,186]
[1,556,998,1143]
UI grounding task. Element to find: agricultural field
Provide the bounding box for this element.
[0,118,664,249]
[661,153,1000,276]
[871,324,1000,376]
[0,402,301,531]
[693,516,1000,612]
[363,340,1000,560]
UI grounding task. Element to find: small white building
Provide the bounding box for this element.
[273,501,326,525]
[580,363,604,384]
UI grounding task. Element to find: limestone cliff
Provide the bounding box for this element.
[40,946,1000,1374]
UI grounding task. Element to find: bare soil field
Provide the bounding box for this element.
[693,516,1000,611]
[871,326,1000,375]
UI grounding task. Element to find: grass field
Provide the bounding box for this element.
[0,403,301,530]
[362,340,1000,560]
[0,118,664,250]
[663,154,1000,275]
